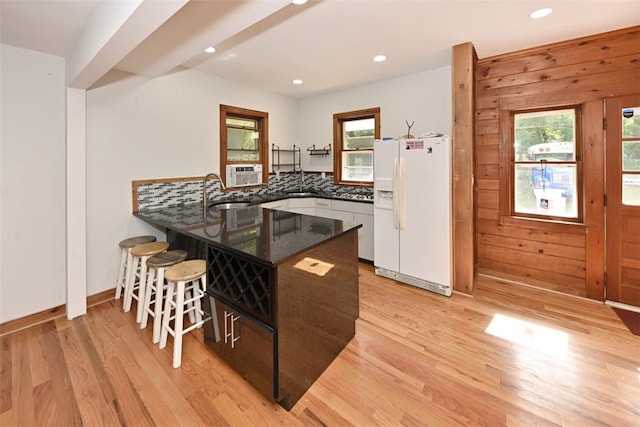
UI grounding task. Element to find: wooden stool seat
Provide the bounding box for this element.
[124,241,169,323]
[140,250,189,343]
[130,241,170,258]
[147,250,188,269]
[165,260,206,282]
[119,235,156,249]
[160,260,208,368]
[115,235,157,301]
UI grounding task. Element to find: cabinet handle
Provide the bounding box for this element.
[210,297,221,342]
[230,314,241,348]
[224,311,233,344]
[224,310,242,348]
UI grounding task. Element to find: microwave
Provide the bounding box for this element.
[226,164,262,187]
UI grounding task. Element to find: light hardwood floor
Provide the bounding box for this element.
[1,264,639,426]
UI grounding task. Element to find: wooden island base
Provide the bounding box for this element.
[203,230,359,410]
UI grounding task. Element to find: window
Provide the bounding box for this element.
[220,105,269,186]
[621,106,640,206]
[333,107,380,185]
[510,106,582,221]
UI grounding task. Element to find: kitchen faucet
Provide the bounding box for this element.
[203,172,226,220]
[299,169,304,191]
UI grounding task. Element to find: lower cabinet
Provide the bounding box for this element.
[204,297,277,401]
[260,199,289,211]
[315,199,374,262]
[354,212,374,261]
[287,197,315,215]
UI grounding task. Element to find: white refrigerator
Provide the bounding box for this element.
[373,136,452,296]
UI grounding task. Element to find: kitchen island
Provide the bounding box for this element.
[134,202,360,410]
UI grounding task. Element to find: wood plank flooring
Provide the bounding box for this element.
[1,264,639,426]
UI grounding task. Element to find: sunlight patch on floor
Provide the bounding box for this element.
[485,313,568,358]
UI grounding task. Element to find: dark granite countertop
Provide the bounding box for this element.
[134,202,362,266]
[245,188,373,204]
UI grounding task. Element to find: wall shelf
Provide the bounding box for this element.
[272,144,301,173]
[307,144,331,157]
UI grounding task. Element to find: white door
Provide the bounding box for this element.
[399,138,452,287]
[374,140,399,271]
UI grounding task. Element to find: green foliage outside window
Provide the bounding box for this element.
[514,109,575,160]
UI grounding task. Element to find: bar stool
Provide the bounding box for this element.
[123,241,169,323]
[115,235,156,301]
[140,250,188,344]
[159,260,207,368]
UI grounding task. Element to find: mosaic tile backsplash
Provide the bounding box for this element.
[136,173,373,211]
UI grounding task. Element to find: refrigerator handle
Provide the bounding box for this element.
[397,156,405,230]
[392,157,399,230]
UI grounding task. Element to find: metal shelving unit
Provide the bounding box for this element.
[271,144,301,173]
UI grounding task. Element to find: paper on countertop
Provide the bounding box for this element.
[294,257,334,277]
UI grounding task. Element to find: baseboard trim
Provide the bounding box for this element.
[0,288,115,337]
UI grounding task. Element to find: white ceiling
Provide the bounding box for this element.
[1,0,638,98]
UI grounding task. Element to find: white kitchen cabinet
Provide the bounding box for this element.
[354,212,374,261]
[263,196,374,262]
[314,199,332,218]
[287,197,315,215]
[260,199,289,211]
[315,199,374,262]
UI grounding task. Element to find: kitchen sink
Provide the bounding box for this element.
[286,190,318,197]
[208,201,252,210]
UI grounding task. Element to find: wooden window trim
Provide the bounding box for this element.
[498,104,584,228]
[333,107,380,187]
[220,104,269,186]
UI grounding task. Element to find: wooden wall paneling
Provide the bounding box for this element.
[476,259,587,296]
[583,100,606,300]
[477,27,640,80]
[476,218,585,247]
[476,95,499,111]
[480,54,640,91]
[479,68,640,103]
[475,179,498,191]
[476,118,499,135]
[476,108,499,121]
[452,42,477,295]
[476,190,498,210]
[475,144,499,165]
[477,233,585,261]
[476,208,499,221]
[474,26,640,300]
[476,132,499,146]
[477,245,586,280]
[476,164,499,180]
[497,109,512,219]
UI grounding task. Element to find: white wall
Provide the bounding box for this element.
[85,68,299,296]
[0,44,66,323]
[297,66,452,171]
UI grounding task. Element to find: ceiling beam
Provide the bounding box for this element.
[115,0,291,79]
[66,0,189,89]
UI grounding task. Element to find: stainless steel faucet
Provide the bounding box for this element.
[203,172,226,220]
[299,169,304,191]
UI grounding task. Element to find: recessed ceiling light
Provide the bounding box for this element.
[529,7,552,19]
[373,55,387,63]
[292,0,307,5]
[292,79,303,85]
[204,46,216,53]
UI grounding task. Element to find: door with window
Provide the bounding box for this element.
[605,94,640,306]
